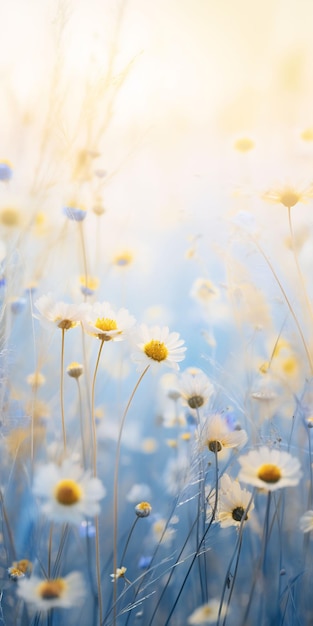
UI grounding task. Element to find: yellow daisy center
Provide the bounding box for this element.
[54,479,82,505]
[144,340,168,362]
[95,317,118,332]
[279,190,301,208]
[38,579,67,600]
[257,463,281,483]
[234,138,255,152]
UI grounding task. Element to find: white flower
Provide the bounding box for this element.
[81,301,136,341]
[209,474,254,528]
[188,598,228,624]
[34,294,84,330]
[33,458,106,524]
[17,571,85,612]
[299,510,313,533]
[199,413,248,454]
[110,566,128,581]
[179,367,214,412]
[238,446,302,492]
[131,324,186,371]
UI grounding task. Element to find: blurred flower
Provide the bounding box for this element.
[26,371,46,389]
[79,275,99,297]
[135,501,152,517]
[66,362,84,378]
[0,161,13,182]
[34,294,84,330]
[262,185,313,209]
[199,413,247,454]
[82,301,136,341]
[188,598,228,624]
[63,204,87,222]
[179,367,214,412]
[238,446,302,491]
[8,559,32,581]
[299,510,313,533]
[233,137,255,152]
[33,458,106,524]
[132,325,186,371]
[126,484,152,503]
[17,571,85,612]
[110,566,128,581]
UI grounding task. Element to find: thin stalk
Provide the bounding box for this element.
[90,339,105,626]
[76,377,87,469]
[120,517,139,566]
[253,238,313,375]
[78,221,89,303]
[287,206,313,322]
[162,450,219,626]
[112,365,150,626]
[60,328,66,452]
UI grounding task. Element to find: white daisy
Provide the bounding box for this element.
[34,294,84,330]
[188,598,228,624]
[33,458,106,524]
[238,446,302,492]
[131,324,186,371]
[199,413,248,454]
[17,571,85,612]
[210,474,254,528]
[81,301,136,341]
[179,367,214,412]
[299,510,313,533]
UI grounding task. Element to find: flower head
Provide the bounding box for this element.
[110,566,127,581]
[179,367,214,411]
[199,413,247,454]
[238,446,302,492]
[82,302,135,341]
[63,204,87,222]
[34,294,83,331]
[209,474,254,528]
[262,185,313,209]
[17,571,85,612]
[33,458,106,524]
[132,325,186,371]
[135,501,152,517]
[299,510,313,533]
[188,599,228,624]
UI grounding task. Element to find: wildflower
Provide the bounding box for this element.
[79,274,99,296]
[262,185,313,209]
[34,294,83,330]
[82,301,135,341]
[190,278,220,304]
[210,474,254,528]
[126,484,152,503]
[299,510,313,533]
[33,458,106,524]
[26,371,46,389]
[112,250,134,268]
[66,362,84,378]
[238,446,302,491]
[0,161,13,181]
[8,559,32,581]
[188,599,228,624]
[17,571,85,612]
[135,501,152,517]
[63,204,87,222]
[10,296,27,314]
[179,367,214,411]
[132,324,186,371]
[0,207,20,227]
[199,413,248,454]
[110,567,128,581]
[233,137,255,152]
